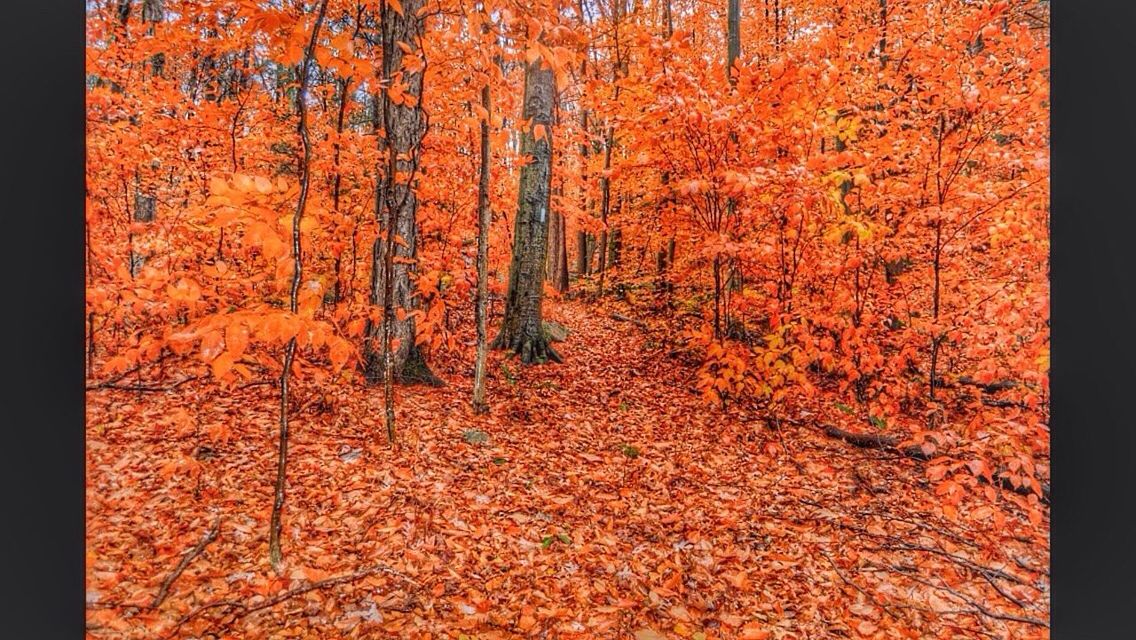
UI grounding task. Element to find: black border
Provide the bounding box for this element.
[0,1,1134,637]
[0,0,86,637]
[1051,1,1136,637]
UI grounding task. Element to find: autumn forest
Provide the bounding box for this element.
[85,0,1050,638]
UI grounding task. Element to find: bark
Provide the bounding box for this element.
[546,207,569,291]
[608,226,622,267]
[363,0,440,387]
[727,0,741,79]
[491,57,561,365]
[596,127,613,296]
[472,60,492,413]
[574,13,592,279]
[556,208,570,290]
[270,0,328,573]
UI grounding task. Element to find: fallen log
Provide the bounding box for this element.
[610,312,648,330]
[823,424,931,460]
[958,376,1018,393]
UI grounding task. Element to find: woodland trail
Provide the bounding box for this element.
[86,298,1050,639]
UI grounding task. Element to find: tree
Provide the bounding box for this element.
[363,0,441,388]
[269,0,329,572]
[472,4,496,413]
[491,52,561,364]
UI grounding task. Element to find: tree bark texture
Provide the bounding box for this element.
[364,0,440,387]
[491,58,561,364]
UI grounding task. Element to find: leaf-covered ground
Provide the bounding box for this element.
[86,299,1049,640]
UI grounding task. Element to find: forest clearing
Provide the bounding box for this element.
[86,0,1050,638]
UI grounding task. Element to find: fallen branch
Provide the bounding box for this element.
[85,351,175,389]
[152,515,221,609]
[823,424,931,460]
[87,376,201,392]
[881,562,1049,629]
[958,376,1018,393]
[610,312,648,330]
[821,424,1050,503]
[167,563,420,638]
[819,549,901,621]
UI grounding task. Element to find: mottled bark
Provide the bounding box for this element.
[363,0,440,387]
[491,58,561,364]
[472,68,492,413]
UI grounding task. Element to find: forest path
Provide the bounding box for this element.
[85,298,1050,639]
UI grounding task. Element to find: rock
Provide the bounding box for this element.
[543,320,569,342]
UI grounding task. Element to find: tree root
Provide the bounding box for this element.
[491,331,562,364]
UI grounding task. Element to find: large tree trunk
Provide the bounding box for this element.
[491,57,561,365]
[363,0,440,386]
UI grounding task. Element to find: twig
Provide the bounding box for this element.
[818,549,901,621]
[167,563,419,638]
[87,376,201,392]
[881,562,1049,629]
[152,515,221,609]
[85,351,175,388]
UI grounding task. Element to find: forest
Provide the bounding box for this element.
[85,0,1050,638]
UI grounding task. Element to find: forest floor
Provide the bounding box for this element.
[86,297,1050,640]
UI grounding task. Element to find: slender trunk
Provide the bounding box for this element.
[557,210,569,290]
[713,254,723,339]
[472,57,492,413]
[331,76,349,304]
[930,223,942,400]
[597,127,613,296]
[269,0,328,573]
[575,4,591,279]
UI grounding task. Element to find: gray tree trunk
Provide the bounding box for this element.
[491,57,561,364]
[364,0,440,386]
[472,63,492,412]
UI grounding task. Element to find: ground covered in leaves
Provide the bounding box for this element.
[86,300,1049,640]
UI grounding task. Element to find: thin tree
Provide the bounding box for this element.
[269,0,329,573]
[491,49,561,364]
[472,5,494,413]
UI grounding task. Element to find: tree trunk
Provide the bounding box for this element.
[491,56,561,365]
[472,52,492,413]
[575,230,589,275]
[363,0,440,387]
[597,126,613,296]
[546,207,569,292]
[270,0,328,572]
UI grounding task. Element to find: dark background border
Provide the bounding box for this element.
[1,0,87,637]
[1051,1,1136,637]
[0,0,1133,637]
